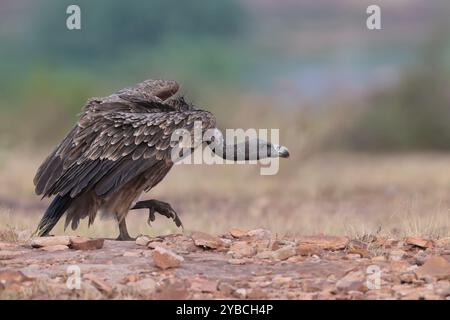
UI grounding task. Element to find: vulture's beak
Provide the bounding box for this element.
[278,146,290,158]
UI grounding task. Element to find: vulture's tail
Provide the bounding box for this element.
[36,195,73,236]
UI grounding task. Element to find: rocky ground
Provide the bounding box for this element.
[0,229,449,300]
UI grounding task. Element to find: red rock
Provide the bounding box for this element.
[84,274,113,295]
[415,256,450,280]
[335,270,368,293]
[229,228,248,238]
[296,235,349,250]
[228,241,256,258]
[69,237,104,250]
[152,247,184,270]
[246,229,272,240]
[399,272,416,284]
[296,243,322,256]
[405,237,433,249]
[191,232,223,249]
[135,236,151,246]
[233,288,247,299]
[272,246,297,261]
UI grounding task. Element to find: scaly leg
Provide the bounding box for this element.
[116,218,134,241]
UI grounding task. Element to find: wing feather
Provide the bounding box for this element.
[35,103,216,199]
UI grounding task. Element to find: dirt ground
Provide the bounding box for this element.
[0,152,449,299]
[0,230,449,300]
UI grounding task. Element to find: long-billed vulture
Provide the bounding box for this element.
[33,80,289,240]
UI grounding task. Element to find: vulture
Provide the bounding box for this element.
[34,80,290,240]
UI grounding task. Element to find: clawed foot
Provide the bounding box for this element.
[132,200,183,229]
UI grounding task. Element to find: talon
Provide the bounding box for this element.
[147,207,156,226]
[132,200,184,229]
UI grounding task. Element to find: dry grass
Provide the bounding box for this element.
[0,149,449,239]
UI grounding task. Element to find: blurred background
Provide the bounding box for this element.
[0,0,449,239]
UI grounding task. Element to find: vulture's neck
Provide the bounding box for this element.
[207,130,272,161]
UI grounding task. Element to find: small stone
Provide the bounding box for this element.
[191,232,223,249]
[41,245,69,252]
[152,247,184,270]
[272,246,297,261]
[296,235,349,250]
[69,237,104,250]
[405,237,433,249]
[135,236,151,246]
[84,274,113,295]
[246,229,272,240]
[220,238,232,247]
[233,288,247,299]
[415,256,450,280]
[228,241,256,258]
[296,243,321,256]
[336,271,367,293]
[31,236,71,248]
[229,228,248,238]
